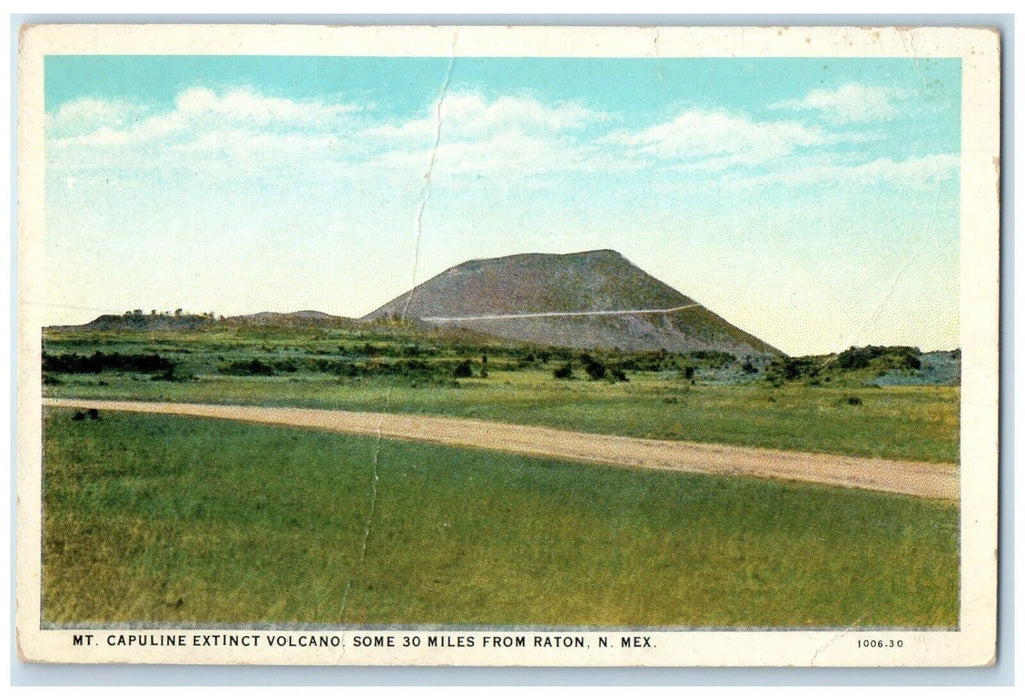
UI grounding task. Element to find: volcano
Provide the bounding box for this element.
[363,250,780,356]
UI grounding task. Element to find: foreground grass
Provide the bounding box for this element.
[43,409,959,627]
[45,370,959,463]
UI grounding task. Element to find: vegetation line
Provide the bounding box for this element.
[421,303,701,322]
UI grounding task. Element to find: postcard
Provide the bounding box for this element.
[16,24,1000,666]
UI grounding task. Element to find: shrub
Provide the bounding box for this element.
[453,360,473,378]
[581,354,606,381]
[553,362,574,379]
[900,352,922,370]
[835,346,878,370]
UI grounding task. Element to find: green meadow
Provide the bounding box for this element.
[43,409,959,627]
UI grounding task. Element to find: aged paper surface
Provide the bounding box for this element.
[17,24,1000,666]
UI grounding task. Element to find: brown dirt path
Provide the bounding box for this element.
[43,398,959,500]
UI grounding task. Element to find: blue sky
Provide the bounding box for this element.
[44,56,960,354]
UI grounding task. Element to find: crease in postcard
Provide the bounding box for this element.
[403,28,458,321]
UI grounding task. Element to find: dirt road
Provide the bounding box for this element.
[420,303,701,322]
[43,398,959,500]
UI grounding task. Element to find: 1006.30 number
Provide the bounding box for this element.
[858,639,903,648]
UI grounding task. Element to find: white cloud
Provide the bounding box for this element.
[727,153,959,191]
[47,87,611,183]
[45,85,953,192]
[371,130,616,178]
[798,153,959,186]
[359,91,615,178]
[602,108,829,169]
[769,84,909,124]
[364,91,601,144]
[48,87,363,151]
[46,87,369,181]
[46,97,149,137]
[439,92,597,134]
[173,86,361,126]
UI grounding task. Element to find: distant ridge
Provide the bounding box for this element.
[363,250,781,356]
[50,310,355,332]
[49,313,215,332]
[223,311,356,327]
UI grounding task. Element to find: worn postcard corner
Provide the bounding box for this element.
[16,23,1000,667]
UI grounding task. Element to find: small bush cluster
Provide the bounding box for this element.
[835,345,921,372]
[765,357,818,384]
[763,345,925,386]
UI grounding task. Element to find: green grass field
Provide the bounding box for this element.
[43,408,959,627]
[44,324,959,464]
[45,371,959,463]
